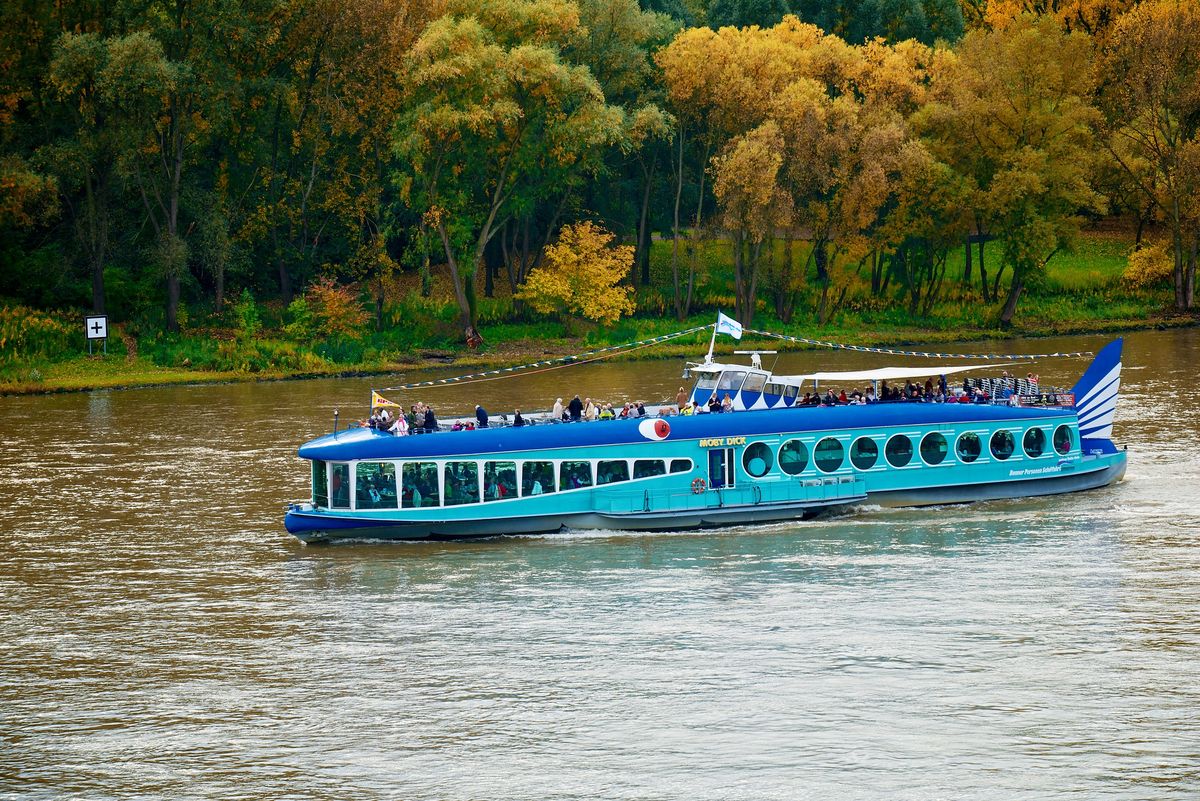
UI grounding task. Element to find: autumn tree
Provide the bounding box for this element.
[917,14,1102,324]
[1101,0,1200,310]
[517,221,637,323]
[396,0,627,341]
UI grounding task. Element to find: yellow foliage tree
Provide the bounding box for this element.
[517,222,636,324]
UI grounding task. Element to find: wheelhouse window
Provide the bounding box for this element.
[920,433,948,465]
[742,373,767,394]
[850,438,878,470]
[597,460,630,485]
[444,462,480,506]
[560,461,593,491]
[1053,424,1073,455]
[402,462,440,508]
[764,382,784,397]
[356,462,398,510]
[990,430,1016,460]
[742,442,773,477]
[522,461,555,496]
[779,440,809,475]
[716,370,747,393]
[330,462,350,509]
[312,460,328,507]
[885,435,913,468]
[633,459,666,479]
[670,458,692,474]
[814,437,844,473]
[695,371,720,390]
[783,384,799,401]
[1024,428,1046,458]
[956,432,982,463]
[484,461,517,500]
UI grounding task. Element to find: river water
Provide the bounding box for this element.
[1,328,1198,800]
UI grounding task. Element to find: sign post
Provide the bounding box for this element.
[85,314,108,356]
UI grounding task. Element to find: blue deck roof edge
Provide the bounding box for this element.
[297,402,1073,462]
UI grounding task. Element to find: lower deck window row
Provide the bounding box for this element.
[316,457,693,510]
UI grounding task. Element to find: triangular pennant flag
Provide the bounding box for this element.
[371,390,401,409]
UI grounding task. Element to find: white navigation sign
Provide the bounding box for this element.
[85,315,108,340]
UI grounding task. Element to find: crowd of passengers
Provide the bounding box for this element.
[362,370,1042,434]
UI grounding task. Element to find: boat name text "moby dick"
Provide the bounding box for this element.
[699,436,748,447]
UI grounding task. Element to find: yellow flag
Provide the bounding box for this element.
[371,391,401,409]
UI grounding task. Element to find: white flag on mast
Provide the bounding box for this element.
[716,311,743,340]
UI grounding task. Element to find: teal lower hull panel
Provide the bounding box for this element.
[289,454,1126,543]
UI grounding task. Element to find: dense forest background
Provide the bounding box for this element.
[1,0,1198,379]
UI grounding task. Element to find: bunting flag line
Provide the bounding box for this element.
[375,325,712,394]
[739,328,1095,361]
[373,324,1094,398]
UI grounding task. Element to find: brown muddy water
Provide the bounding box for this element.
[1,329,1198,799]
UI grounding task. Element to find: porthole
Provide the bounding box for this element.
[779,440,809,475]
[885,434,913,468]
[956,432,982,463]
[743,442,773,478]
[920,432,948,465]
[990,430,1016,460]
[814,437,845,473]
[1053,424,1073,455]
[1023,427,1046,458]
[850,437,878,470]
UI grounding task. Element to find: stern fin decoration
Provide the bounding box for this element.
[1071,338,1122,441]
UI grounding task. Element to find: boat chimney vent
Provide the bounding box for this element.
[734,350,777,370]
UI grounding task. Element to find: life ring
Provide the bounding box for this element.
[691,477,707,494]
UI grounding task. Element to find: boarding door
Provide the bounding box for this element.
[708,448,735,490]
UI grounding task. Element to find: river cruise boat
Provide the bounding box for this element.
[284,333,1126,543]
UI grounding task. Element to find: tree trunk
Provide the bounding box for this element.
[214,262,224,311]
[1187,233,1197,310]
[637,159,655,286]
[1172,211,1186,310]
[999,275,1024,325]
[962,235,972,287]
[671,130,685,320]
[978,238,990,303]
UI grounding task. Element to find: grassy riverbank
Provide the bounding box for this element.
[2,229,1193,397]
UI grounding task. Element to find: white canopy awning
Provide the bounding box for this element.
[779,361,1027,384]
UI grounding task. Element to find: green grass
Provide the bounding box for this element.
[2,228,1190,396]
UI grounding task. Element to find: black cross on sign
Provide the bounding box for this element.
[91,321,103,334]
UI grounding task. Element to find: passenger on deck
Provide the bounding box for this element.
[389,414,408,436]
[618,402,632,418]
[513,409,525,427]
[568,394,583,421]
[676,386,688,408]
[681,402,693,416]
[584,397,597,421]
[424,406,437,432]
[801,391,812,406]
[599,403,614,420]
[475,405,489,428]
[722,394,734,413]
[838,389,848,404]
[865,387,877,403]
[823,389,837,406]
[707,394,721,414]
[553,398,564,419]
[636,401,647,417]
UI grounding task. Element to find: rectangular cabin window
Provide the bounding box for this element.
[444,462,481,506]
[633,459,666,479]
[764,382,783,397]
[670,458,692,474]
[695,371,720,390]
[597,460,630,485]
[559,461,593,491]
[742,373,766,394]
[717,371,747,392]
[402,462,440,508]
[330,463,351,509]
[484,461,517,501]
[522,461,555,497]
[312,460,328,507]
[356,462,398,510]
[784,384,799,400]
